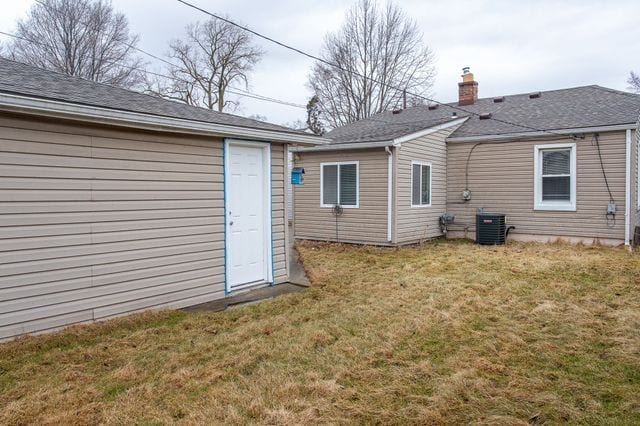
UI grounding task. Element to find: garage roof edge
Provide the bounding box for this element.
[0,92,329,146]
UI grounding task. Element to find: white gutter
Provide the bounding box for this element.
[385,146,393,242]
[447,123,637,143]
[0,92,328,146]
[625,129,632,246]
[294,117,469,152]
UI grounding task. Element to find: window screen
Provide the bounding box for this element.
[541,149,570,201]
[412,163,431,206]
[339,163,357,205]
[322,164,338,205]
[321,162,358,207]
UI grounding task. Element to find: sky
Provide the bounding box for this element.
[1,0,639,126]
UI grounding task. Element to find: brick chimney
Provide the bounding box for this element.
[458,67,478,106]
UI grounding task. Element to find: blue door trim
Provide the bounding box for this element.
[223,138,275,292]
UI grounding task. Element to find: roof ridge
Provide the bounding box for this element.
[590,84,640,99]
[454,84,603,104]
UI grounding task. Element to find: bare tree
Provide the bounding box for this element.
[282,119,307,130]
[7,0,144,87]
[628,71,640,93]
[247,114,268,122]
[147,18,263,112]
[308,0,435,128]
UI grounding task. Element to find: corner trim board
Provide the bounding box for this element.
[625,129,631,245]
[386,146,393,241]
[222,138,228,296]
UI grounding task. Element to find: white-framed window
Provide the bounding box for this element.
[534,143,576,211]
[320,161,359,208]
[411,161,432,207]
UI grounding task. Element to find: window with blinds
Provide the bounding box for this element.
[411,162,431,207]
[541,150,571,201]
[321,162,359,207]
[534,143,576,210]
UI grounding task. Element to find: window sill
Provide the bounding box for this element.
[411,204,432,208]
[534,203,576,212]
[320,204,359,209]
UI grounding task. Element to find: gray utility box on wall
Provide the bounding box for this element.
[476,213,507,245]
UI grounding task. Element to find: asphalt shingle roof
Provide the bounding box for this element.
[325,85,640,143]
[0,58,302,135]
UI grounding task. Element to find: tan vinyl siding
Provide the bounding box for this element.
[634,129,639,229]
[395,127,459,244]
[0,115,288,340]
[293,148,389,245]
[446,131,628,243]
[271,143,288,284]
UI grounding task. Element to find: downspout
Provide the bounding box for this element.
[625,129,632,246]
[386,146,393,242]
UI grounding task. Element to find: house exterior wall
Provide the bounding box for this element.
[633,129,639,234]
[293,148,390,245]
[446,131,629,244]
[394,127,460,244]
[271,143,289,283]
[0,115,288,340]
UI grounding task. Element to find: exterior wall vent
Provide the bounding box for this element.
[529,92,541,99]
[479,113,492,120]
[493,96,505,103]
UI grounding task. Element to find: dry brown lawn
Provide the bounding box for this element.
[1,240,639,425]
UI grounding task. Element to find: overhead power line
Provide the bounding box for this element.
[0,29,308,110]
[175,0,576,139]
[0,29,456,130]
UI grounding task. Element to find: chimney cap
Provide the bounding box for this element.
[462,66,470,74]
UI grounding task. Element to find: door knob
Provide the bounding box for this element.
[229,221,234,225]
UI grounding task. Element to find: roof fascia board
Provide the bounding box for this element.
[391,117,469,146]
[0,92,328,146]
[447,123,637,143]
[292,140,392,152]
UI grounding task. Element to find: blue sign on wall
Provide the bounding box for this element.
[291,167,305,185]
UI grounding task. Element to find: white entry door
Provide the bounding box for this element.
[225,141,272,290]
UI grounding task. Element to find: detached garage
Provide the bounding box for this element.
[0,59,323,340]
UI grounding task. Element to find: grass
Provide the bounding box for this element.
[1,240,639,424]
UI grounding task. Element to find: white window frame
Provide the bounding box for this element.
[320,161,360,208]
[410,160,432,208]
[534,142,576,211]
